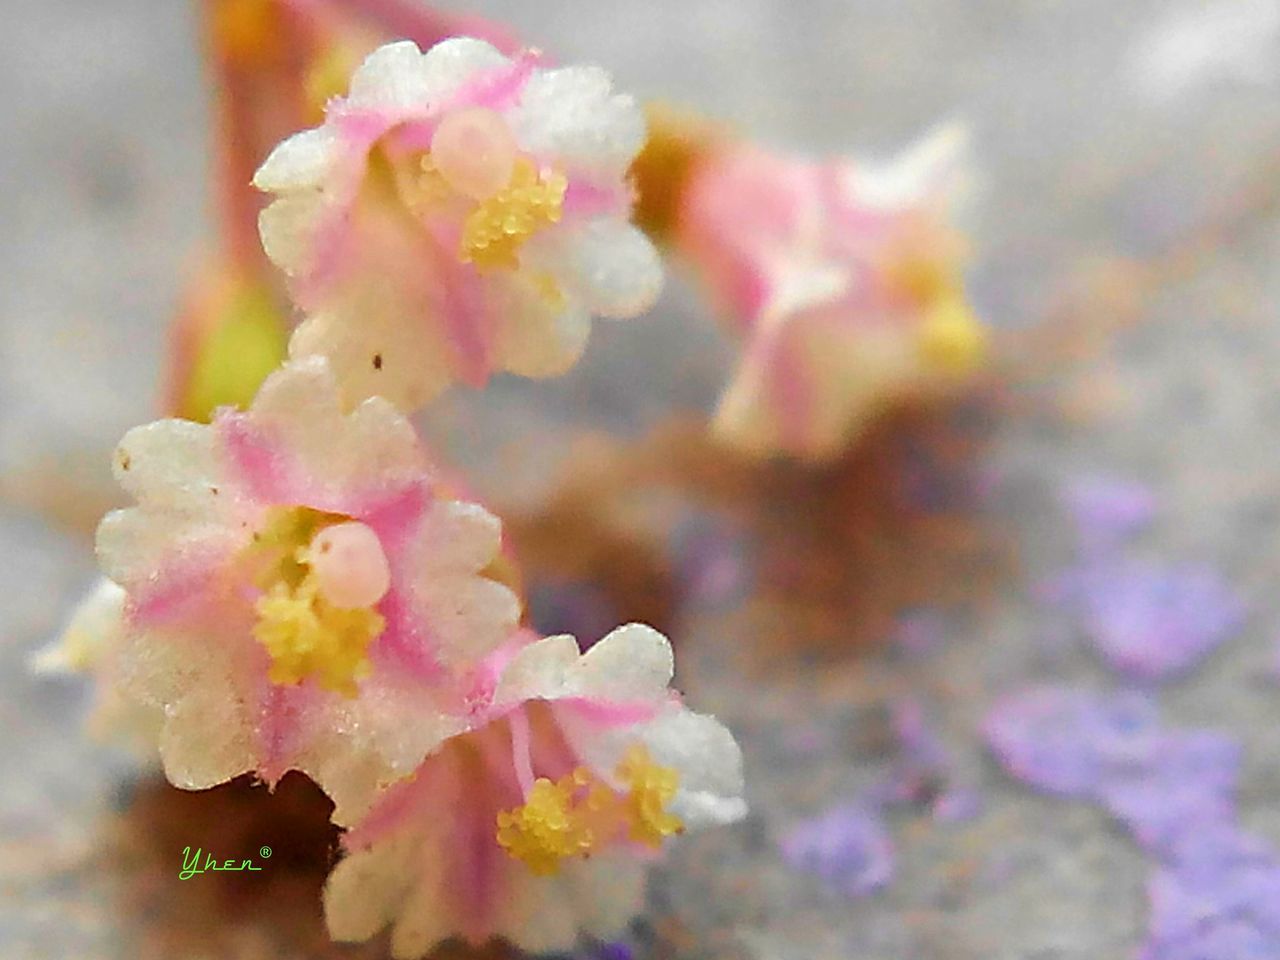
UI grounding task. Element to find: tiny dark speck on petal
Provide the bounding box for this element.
[373,353,383,370]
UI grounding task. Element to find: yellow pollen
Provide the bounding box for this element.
[888,255,953,305]
[616,744,684,847]
[918,296,987,374]
[248,508,384,696]
[254,572,383,696]
[495,745,684,875]
[495,772,595,876]
[459,159,567,270]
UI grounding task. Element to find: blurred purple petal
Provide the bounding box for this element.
[984,685,1161,796]
[1061,474,1157,547]
[1144,829,1280,959]
[586,944,635,960]
[1053,560,1246,681]
[779,803,895,898]
[1100,731,1242,853]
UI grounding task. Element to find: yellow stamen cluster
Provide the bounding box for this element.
[495,745,683,875]
[254,573,384,696]
[617,744,684,847]
[880,233,985,375]
[248,508,384,696]
[495,772,596,876]
[460,159,567,270]
[918,296,986,374]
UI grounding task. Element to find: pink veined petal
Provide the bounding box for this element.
[219,414,298,504]
[371,588,447,681]
[555,696,662,729]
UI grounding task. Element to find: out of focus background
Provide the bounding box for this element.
[4,2,1280,958]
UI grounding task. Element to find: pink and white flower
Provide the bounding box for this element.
[324,622,746,956]
[678,123,986,460]
[95,357,519,821]
[254,37,663,412]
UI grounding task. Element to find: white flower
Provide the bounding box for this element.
[324,623,746,956]
[95,357,519,821]
[255,38,663,412]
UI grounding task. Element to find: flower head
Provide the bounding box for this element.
[95,357,520,820]
[254,37,663,412]
[678,123,985,460]
[323,623,746,956]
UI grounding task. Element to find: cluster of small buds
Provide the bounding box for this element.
[40,34,746,956]
[675,122,987,460]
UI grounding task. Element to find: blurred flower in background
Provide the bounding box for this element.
[674,122,985,460]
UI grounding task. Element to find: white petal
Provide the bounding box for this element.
[388,863,455,959]
[490,271,592,378]
[31,578,126,673]
[287,289,453,414]
[497,852,645,952]
[325,831,420,942]
[419,576,521,666]
[563,852,647,937]
[158,676,258,789]
[569,622,673,701]
[419,37,510,104]
[495,633,580,703]
[243,358,428,493]
[95,508,236,590]
[561,219,663,319]
[112,419,220,506]
[642,707,747,828]
[511,65,645,175]
[341,396,429,485]
[846,120,971,212]
[503,881,580,954]
[347,41,432,111]
[258,191,328,278]
[253,126,341,193]
[294,744,395,828]
[415,500,503,574]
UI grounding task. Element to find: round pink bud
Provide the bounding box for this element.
[309,522,391,610]
[430,107,519,200]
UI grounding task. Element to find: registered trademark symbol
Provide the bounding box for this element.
[260,845,272,858]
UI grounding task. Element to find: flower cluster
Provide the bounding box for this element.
[40,34,747,955]
[41,13,1000,951]
[45,357,744,953]
[676,123,986,460]
[255,37,663,411]
[327,624,745,953]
